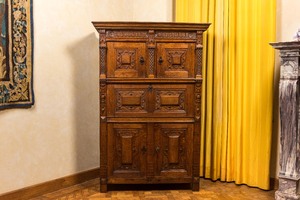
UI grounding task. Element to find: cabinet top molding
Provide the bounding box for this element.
[92,21,211,32]
[270,41,300,50]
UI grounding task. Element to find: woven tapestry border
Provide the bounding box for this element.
[0,0,34,109]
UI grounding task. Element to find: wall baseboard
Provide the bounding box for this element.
[0,168,99,200]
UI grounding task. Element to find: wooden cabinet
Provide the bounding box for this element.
[93,22,210,192]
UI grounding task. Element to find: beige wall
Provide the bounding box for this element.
[270,0,300,178]
[0,0,172,194]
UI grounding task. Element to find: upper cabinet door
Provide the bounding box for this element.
[107,42,147,78]
[156,43,195,78]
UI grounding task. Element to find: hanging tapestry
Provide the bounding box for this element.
[0,0,34,109]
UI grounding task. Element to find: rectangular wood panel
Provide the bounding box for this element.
[121,135,133,164]
[168,135,179,164]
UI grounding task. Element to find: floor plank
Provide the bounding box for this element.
[31,178,275,200]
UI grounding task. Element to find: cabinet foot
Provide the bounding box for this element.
[192,183,199,191]
[100,178,107,193]
[100,184,107,193]
[192,178,200,191]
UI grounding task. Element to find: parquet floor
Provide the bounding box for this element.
[31,178,275,200]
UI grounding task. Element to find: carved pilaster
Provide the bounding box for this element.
[192,80,201,191]
[196,31,203,78]
[99,80,107,192]
[148,30,155,78]
[271,41,300,200]
[195,81,202,122]
[99,30,107,79]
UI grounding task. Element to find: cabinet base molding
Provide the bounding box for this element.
[0,168,99,200]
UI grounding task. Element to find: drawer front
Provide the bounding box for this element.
[152,84,194,117]
[107,84,150,117]
[156,43,195,78]
[107,84,194,117]
[107,42,147,78]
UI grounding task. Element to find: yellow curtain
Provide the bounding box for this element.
[175,0,276,190]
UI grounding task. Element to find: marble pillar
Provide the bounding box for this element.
[271,41,300,200]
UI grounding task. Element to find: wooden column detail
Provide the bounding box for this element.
[195,31,203,79]
[148,30,155,78]
[99,29,107,79]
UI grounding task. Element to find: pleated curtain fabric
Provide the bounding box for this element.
[175,0,276,190]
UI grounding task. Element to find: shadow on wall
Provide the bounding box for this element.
[269,0,282,181]
[68,32,100,172]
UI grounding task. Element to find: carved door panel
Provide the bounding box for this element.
[107,42,147,78]
[107,123,147,179]
[107,84,150,117]
[152,84,194,117]
[156,43,195,78]
[154,124,193,178]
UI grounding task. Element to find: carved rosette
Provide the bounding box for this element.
[166,49,187,70]
[116,49,136,70]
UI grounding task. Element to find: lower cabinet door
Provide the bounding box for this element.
[154,123,193,178]
[107,123,147,179]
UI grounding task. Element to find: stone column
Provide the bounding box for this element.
[271,41,300,200]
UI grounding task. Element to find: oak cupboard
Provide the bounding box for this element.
[92,22,210,192]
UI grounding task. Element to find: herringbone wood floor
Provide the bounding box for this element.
[31,178,275,200]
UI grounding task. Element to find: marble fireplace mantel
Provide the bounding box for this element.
[271,41,300,200]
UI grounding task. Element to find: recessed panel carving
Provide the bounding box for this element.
[155,90,185,112]
[121,135,133,164]
[113,128,146,173]
[116,49,136,70]
[161,129,186,170]
[166,49,187,70]
[116,90,147,113]
[168,135,180,164]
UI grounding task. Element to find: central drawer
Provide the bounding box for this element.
[107,84,194,117]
